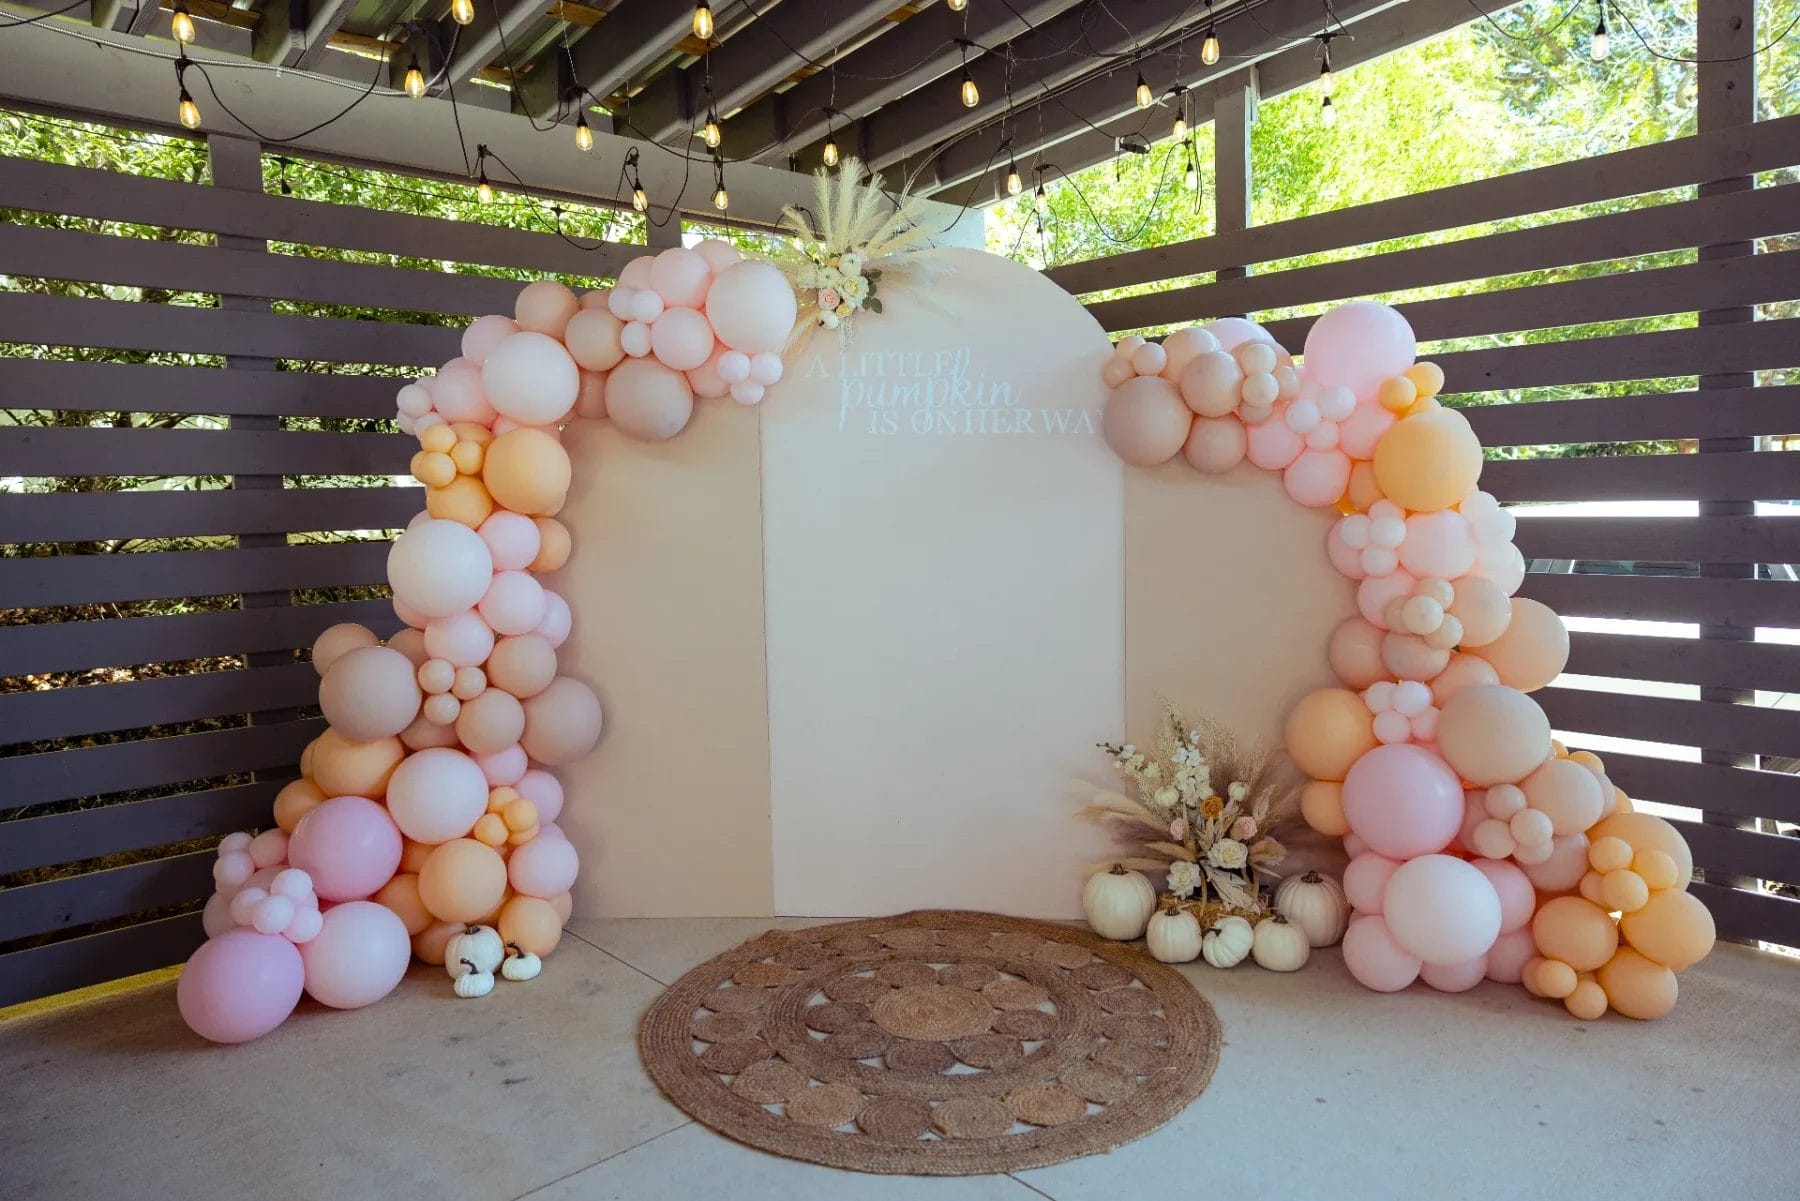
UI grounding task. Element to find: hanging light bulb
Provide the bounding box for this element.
[712,182,730,211]
[822,136,840,168]
[947,0,967,10]
[1185,151,1198,190]
[451,0,474,24]
[170,1,195,45]
[1172,89,1188,140]
[178,85,201,130]
[1201,3,1221,67]
[1591,3,1609,61]
[632,182,648,212]
[960,68,979,108]
[574,111,593,152]
[1033,181,1048,216]
[1135,73,1152,110]
[1005,160,1022,195]
[693,2,713,41]
[1319,53,1333,97]
[476,166,494,204]
[702,110,722,149]
[403,56,427,100]
[1320,94,1336,129]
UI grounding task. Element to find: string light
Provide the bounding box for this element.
[1005,159,1022,195]
[451,0,474,24]
[1201,3,1221,66]
[1171,86,1188,139]
[574,110,593,152]
[1185,141,1199,190]
[693,3,713,41]
[703,108,722,148]
[822,136,840,167]
[1591,2,1609,61]
[1319,37,1334,97]
[961,66,979,107]
[623,147,648,212]
[1321,94,1336,128]
[170,1,195,45]
[712,157,729,211]
[1033,180,1048,217]
[476,146,494,203]
[947,0,967,11]
[1134,72,1152,109]
[403,56,427,100]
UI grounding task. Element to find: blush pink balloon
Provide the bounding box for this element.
[1204,317,1275,352]
[650,247,712,308]
[1521,833,1592,894]
[536,590,572,648]
[1471,857,1536,932]
[606,286,637,321]
[298,900,410,1009]
[1246,409,1304,469]
[177,929,305,1043]
[1328,617,1389,689]
[1420,953,1489,993]
[717,351,751,383]
[687,346,732,399]
[1103,375,1191,466]
[579,287,611,310]
[432,358,496,425]
[1400,510,1477,579]
[693,238,743,273]
[650,306,715,371]
[478,570,547,637]
[1473,542,1527,596]
[1343,832,1370,858]
[483,332,580,426]
[618,255,656,289]
[1342,914,1422,992]
[476,742,529,787]
[705,260,798,353]
[461,314,521,365]
[1430,653,1501,707]
[520,676,603,766]
[749,352,783,386]
[515,769,565,824]
[564,308,627,373]
[1284,448,1351,507]
[628,287,664,324]
[319,645,421,741]
[730,381,765,406]
[1483,927,1536,983]
[396,383,433,418]
[1327,524,1367,580]
[1343,851,1400,915]
[619,321,652,358]
[385,746,489,843]
[508,834,579,898]
[575,370,609,420]
[478,511,542,572]
[1183,415,1246,474]
[387,519,493,620]
[1337,398,1397,459]
[287,796,403,902]
[392,595,430,631]
[1357,568,1418,629]
[1341,743,1465,859]
[1303,301,1416,397]
[607,356,695,442]
[424,609,496,669]
[1381,854,1503,964]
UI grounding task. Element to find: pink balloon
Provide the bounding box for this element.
[391,594,429,631]
[396,383,433,418]
[1483,927,1537,983]
[620,321,652,358]
[705,260,799,353]
[1341,743,1465,859]
[1357,568,1418,630]
[1521,833,1591,893]
[575,369,608,420]
[287,796,403,902]
[1327,524,1367,581]
[484,332,579,427]
[477,742,529,787]
[1102,358,1135,388]
[201,891,236,938]
[564,308,627,373]
[1303,301,1416,397]
[1473,543,1527,596]
[1204,317,1275,352]
[461,314,521,365]
[515,769,565,824]
[298,900,410,1009]
[478,570,547,637]
[1337,398,1397,459]
[478,511,542,573]
[1283,448,1351,507]
[717,350,751,383]
[520,676,604,766]
[694,238,743,273]
[177,930,305,1043]
[618,254,656,289]
[1328,617,1388,689]
[749,352,783,386]
[1183,415,1246,474]
[628,288,664,324]
[1102,375,1191,466]
[387,519,494,620]
[424,609,496,669]
[385,746,489,844]
[432,358,496,426]
[730,381,765,406]
[248,828,288,870]
[687,346,732,399]
[1343,851,1400,915]
[508,834,580,899]
[536,590,572,648]
[1245,408,1304,469]
[606,356,694,442]
[1342,914,1422,992]
[1343,832,1370,859]
[650,246,713,308]
[650,306,716,371]
[1382,854,1503,964]
[1420,953,1489,993]
[1400,510,1477,579]
[606,286,638,321]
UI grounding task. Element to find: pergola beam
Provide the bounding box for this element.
[555,0,694,125]
[249,0,358,69]
[437,0,545,89]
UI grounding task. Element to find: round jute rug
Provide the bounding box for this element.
[637,910,1222,1175]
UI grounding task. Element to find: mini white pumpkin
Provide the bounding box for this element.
[1251,913,1311,972]
[1201,915,1254,968]
[1274,870,1350,947]
[453,966,496,999]
[444,924,504,977]
[1082,864,1157,941]
[501,944,542,982]
[1145,908,1204,963]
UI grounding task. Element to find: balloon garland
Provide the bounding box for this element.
[1098,301,1715,1020]
[177,240,797,1043]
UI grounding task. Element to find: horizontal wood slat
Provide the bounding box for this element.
[0,154,634,277]
[1585,750,1800,825]
[1564,631,1800,694]
[0,428,413,479]
[0,717,322,807]
[1046,113,1800,295]
[1483,451,1796,503]
[1538,686,1800,759]
[1512,515,1800,562]
[0,598,399,677]
[1675,820,1800,888]
[0,360,402,419]
[0,222,523,317]
[0,911,204,1008]
[1519,572,1797,626]
[0,849,215,944]
[1,542,391,608]
[1461,387,1800,447]
[7,485,421,544]
[0,780,288,875]
[1689,881,1800,948]
[0,293,459,367]
[1088,192,1800,334]
[0,662,322,746]
[1435,319,1800,394]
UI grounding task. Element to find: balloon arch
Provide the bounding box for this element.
[175,242,1711,1043]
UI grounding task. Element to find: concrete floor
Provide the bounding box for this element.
[2,917,1796,1201]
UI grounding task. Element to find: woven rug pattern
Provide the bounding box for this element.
[638,910,1222,1175]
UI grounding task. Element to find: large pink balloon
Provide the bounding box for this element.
[1471,857,1536,932]
[520,676,604,765]
[650,246,712,308]
[1420,954,1489,993]
[606,357,695,442]
[1102,375,1191,466]
[1382,854,1503,965]
[1342,914,1422,992]
[705,260,798,353]
[1204,317,1275,352]
[483,331,580,427]
[1343,851,1400,915]
[1336,398,1396,459]
[177,929,305,1043]
[1303,301,1416,397]
[650,306,716,371]
[1245,409,1303,469]
[509,834,580,898]
[1399,510,1477,579]
[1183,415,1246,474]
[564,308,627,373]
[318,645,421,741]
[478,570,547,637]
[1284,448,1351,507]
[1341,743,1464,859]
[478,511,541,572]
[1483,927,1536,983]
[387,519,493,620]
[515,769,565,824]
[461,315,520,366]
[432,358,495,425]
[385,746,489,844]
[298,900,410,1009]
[287,796,403,902]
[424,609,496,669]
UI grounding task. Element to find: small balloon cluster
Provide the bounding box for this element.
[1099,301,1713,1020]
[206,833,321,942]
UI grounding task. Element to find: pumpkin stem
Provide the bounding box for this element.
[505,941,524,958]
[1302,871,1324,883]
[459,957,478,973]
[1108,863,1128,875]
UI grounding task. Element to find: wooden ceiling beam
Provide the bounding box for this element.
[252,0,359,69]
[435,0,546,89]
[547,0,695,122]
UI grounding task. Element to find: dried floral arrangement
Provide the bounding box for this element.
[1078,700,1301,920]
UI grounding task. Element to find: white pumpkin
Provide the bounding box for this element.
[1201,915,1254,968]
[444,924,505,977]
[1274,871,1350,947]
[1082,864,1157,941]
[1251,914,1311,972]
[501,945,543,981]
[1145,908,1204,963]
[453,967,496,999]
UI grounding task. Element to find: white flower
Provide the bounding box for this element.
[1166,860,1201,898]
[841,273,869,302]
[1208,839,1249,870]
[1153,786,1179,809]
[820,310,840,330]
[840,251,864,275]
[1227,781,1249,803]
[819,266,845,290]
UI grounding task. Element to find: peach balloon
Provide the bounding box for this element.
[1529,957,1577,999]
[400,838,434,875]
[1182,415,1247,474]
[426,474,495,528]
[1532,895,1618,972]
[387,518,494,620]
[456,687,527,757]
[530,517,572,572]
[385,746,489,843]
[483,428,572,516]
[1381,631,1450,682]
[520,676,604,766]
[1177,351,1242,418]
[1448,576,1511,648]
[418,838,508,925]
[1469,597,1568,692]
[1103,375,1192,466]
[1596,946,1679,1019]
[650,306,715,371]
[1429,653,1500,707]
[1300,780,1350,836]
[1160,326,1218,378]
[1328,617,1388,689]
[1371,409,1483,513]
[514,280,579,337]
[563,307,627,372]
[1345,460,1382,512]
[498,894,564,956]
[1435,685,1551,787]
[1564,975,1609,1020]
[311,622,378,676]
[424,610,495,669]
[1521,757,1605,836]
[650,246,712,308]
[606,356,696,442]
[319,646,422,741]
[1283,688,1378,781]
[1521,834,1591,894]
[384,627,428,667]
[374,872,432,936]
[574,369,609,420]
[461,314,520,364]
[1587,811,1693,886]
[486,634,559,699]
[309,730,405,799]
[412,919,462,966]
[1620,888,1714,971]
[273,777,325,833]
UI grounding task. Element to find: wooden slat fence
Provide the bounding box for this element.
[0,129,641,1007]
[1051,113,1800,949]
